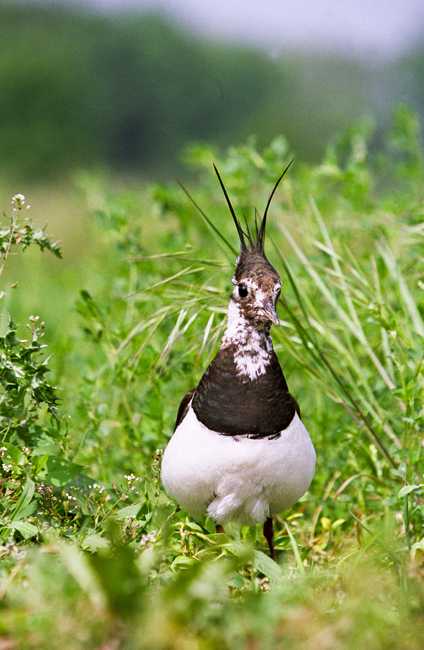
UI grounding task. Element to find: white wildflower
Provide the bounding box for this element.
[11,194,25,211]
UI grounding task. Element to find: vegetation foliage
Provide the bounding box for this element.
[1,107,424,648]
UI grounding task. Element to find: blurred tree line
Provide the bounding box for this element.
[0,0,423,181]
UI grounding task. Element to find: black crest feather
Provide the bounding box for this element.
[213,160,293,256]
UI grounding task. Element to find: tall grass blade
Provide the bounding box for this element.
[285,521,306,578]
[177,180,238,258]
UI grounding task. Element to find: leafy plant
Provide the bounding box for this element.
[0,195,62,445]
[0,196,76,546]
[0,316,60,446]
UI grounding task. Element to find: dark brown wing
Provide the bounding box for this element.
[174,387,197,431]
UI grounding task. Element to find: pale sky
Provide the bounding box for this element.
[62,0,424,59]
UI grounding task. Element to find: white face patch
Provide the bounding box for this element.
[222,301,273,380]
[223,271,282,380]
[232,277,281,302]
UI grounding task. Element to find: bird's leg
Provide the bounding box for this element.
[216,524,224,534]
[263,517,276,561]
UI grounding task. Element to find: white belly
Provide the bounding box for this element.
[161,404,316,526]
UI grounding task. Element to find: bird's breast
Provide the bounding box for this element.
[192,346,297,437]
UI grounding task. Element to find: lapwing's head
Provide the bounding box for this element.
[214,162,292,331]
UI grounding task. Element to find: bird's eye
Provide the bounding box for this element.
[238,283,248,298]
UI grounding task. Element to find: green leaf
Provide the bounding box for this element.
[11,476,35,522]
[7,520,38,539]
[398,484,423,498]
[225,571,246,589]
[0,441,25,465]
[252,550,283,583]
[411,539,424,558]
[13,499,38,521]
[116,504,143,519]
[40,456,86,487]
[80,533,110,552]
[171,556,196,568]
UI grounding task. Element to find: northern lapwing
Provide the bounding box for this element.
[161,164,316,561]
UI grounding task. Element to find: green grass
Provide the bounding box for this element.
[1,105,424,649]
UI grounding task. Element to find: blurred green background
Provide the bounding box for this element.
[1,0,423,185]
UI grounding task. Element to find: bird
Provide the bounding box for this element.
[161,163,316,561]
